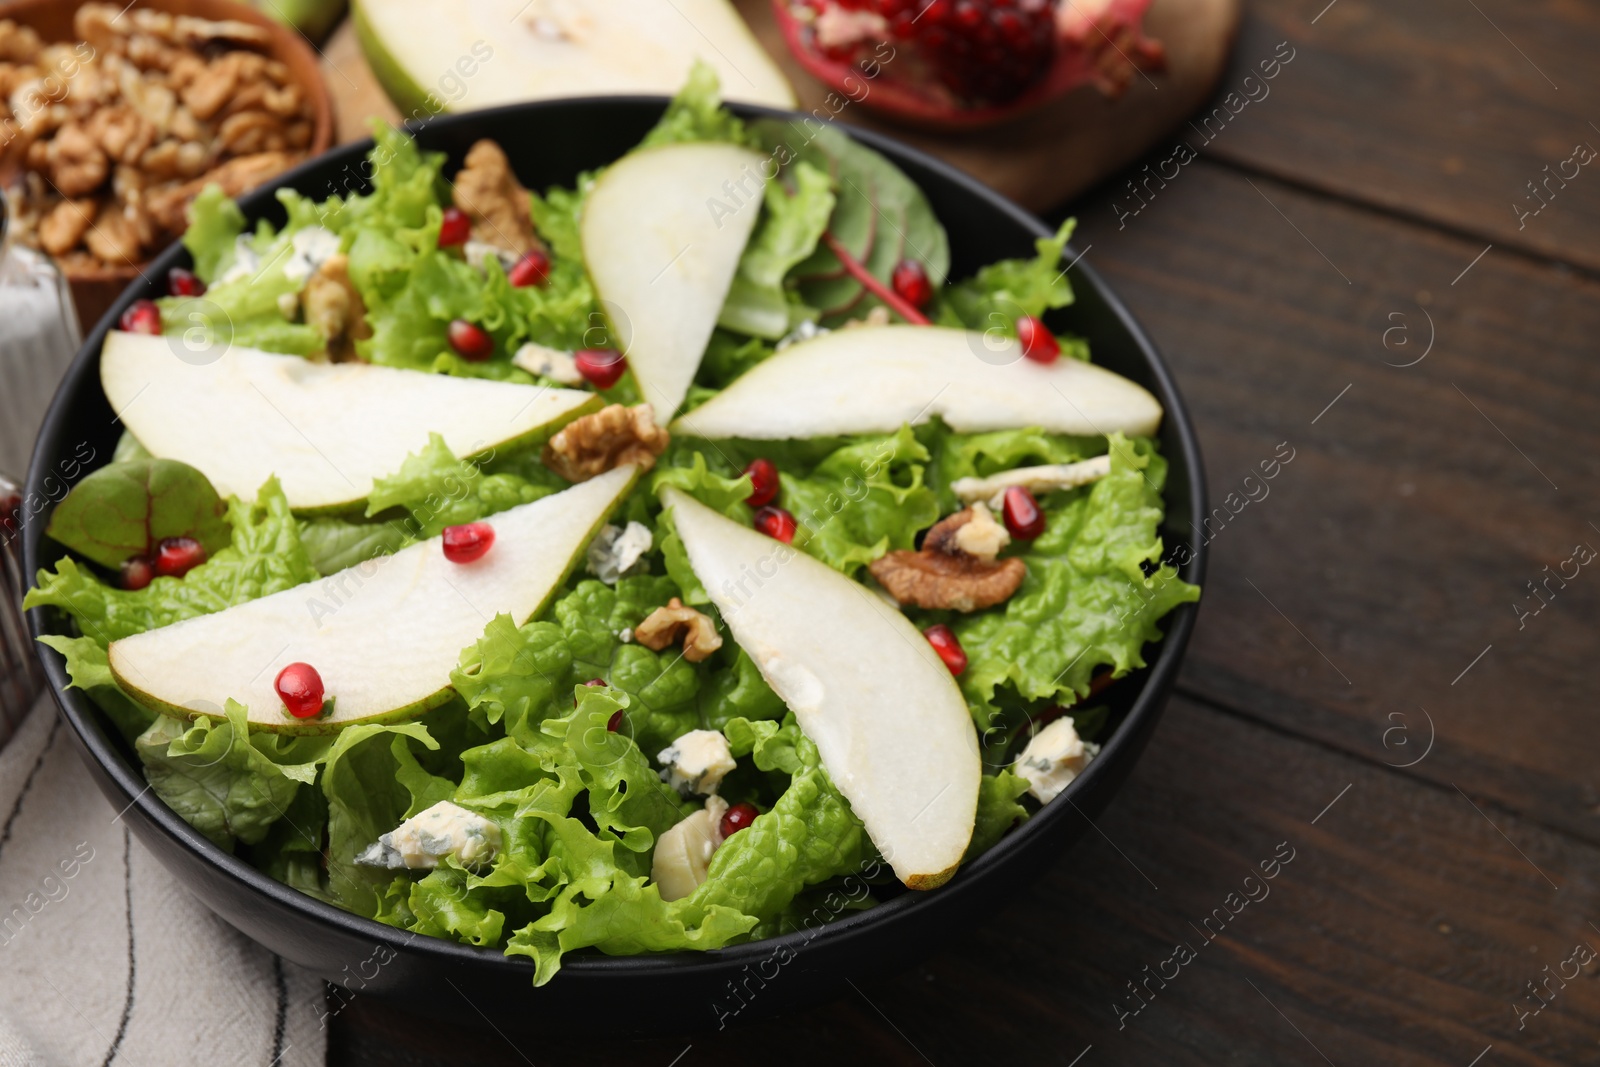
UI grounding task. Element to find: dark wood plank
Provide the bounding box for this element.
[1064,158,1600,847]
[1187,0,1600,272]
[329,695,1600,1065]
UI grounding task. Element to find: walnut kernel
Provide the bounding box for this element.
[542,404,670,482]
[635,598,723,663]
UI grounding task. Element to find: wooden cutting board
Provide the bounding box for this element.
[321,0,1240,213]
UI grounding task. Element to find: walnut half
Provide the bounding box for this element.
[452,139,540,255]
[635,598,723,663]
[868,507,1026,613]
[542,403,669,482]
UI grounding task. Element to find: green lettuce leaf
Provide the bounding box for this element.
[695,330,775,392]
[780,425,940,574]
[512,713,868,985]
[35,635,155,743]
[365,434,564,537]
[320,720,442,915]
[333,123,448,234]
[250,783,329,899]
[657,427,939,576]
[26,477,317,645]
[966,770,1031,859]
[717,161,835,339]
[650,451,753,605]
[135,701,331,850]
[451,614,573,741]
[638,61,759,150]
[950,434,1200,727]
[701,649,785,730]
[939,217,1075,323]
[182,185,246,282]
[557,690,691,868]
[297,516,411,576]
[936,219,1090,360]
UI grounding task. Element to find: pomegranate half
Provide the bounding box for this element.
[772,0,1165,130]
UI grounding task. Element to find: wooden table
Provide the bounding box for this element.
[330,1,1600,1062]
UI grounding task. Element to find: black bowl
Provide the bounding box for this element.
[23,97,1207,1033]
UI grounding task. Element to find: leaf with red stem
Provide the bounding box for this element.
[758,120,949,325]
[820,232,930,325]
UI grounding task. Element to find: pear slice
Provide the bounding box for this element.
[108,465,638,734]
[661,487,979,889]
[581,142,767,422]
[673,324,1165,439]
[354,0,794,114]
[101,331,598,513]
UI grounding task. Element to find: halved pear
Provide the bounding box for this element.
[101,331,598,513]
[661,487,979,889]
[673,324,1165,439]
[581,142,767,422]
[354,0,794,114]
[108,465,638,734]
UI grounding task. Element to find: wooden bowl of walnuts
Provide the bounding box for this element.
[0,0,333,330]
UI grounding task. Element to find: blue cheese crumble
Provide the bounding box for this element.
[355,800,501,870]
[657,729,736,796]
[1013,718,1099,803]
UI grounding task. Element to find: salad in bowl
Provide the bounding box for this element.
[26,68,1199,986]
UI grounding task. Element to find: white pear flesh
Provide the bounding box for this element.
[581,142,766,423]
[108,466,638,734]
[673,325,1165,439]
[100,331,597,513]
[355,0,794,111]
[662,487,979,889]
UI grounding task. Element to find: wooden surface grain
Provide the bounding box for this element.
[1070,161,1600,847]
[323,0,1600,1062]
[1198,0,1600,273]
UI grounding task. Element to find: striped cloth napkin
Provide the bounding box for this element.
[0,695,327,1067]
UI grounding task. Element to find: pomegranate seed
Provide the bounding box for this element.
[447,319,493,361]
[753,506,797,544]
[720,801,759,838]
[924,624,967,675]
[121,556,154,591]
[1016,315,1060,364]
[743,458,780,507]
[1001,486,1045,539]
[891,259,933,308]
[275,662,326,719]
[508,249,551,288]
[119,299,161,335]
[607,709,625,732]
[576,678,606,708]
[442,522,495,563]
[0,492,18,535]
[153,537,206,578]
[574,348,627,390]
[438,206,471,248]
[167,267,205,297]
